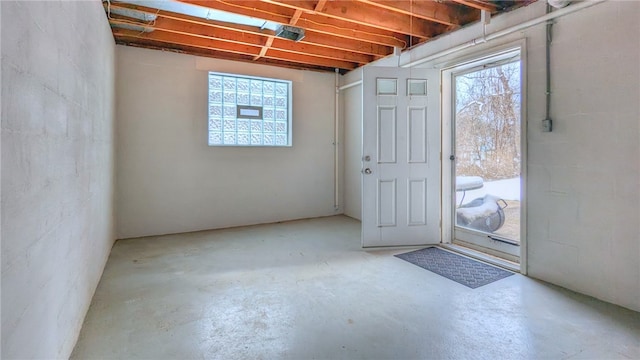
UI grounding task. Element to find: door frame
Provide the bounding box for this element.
[440,40,528,274]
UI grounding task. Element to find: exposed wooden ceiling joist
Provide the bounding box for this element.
[177,0,409,48]
[109,2,396,55]
[254,8,301,61]
[113,28,359,70]
[113,28,263,57]
[120,40,338,72]
[356,0,474,27]
[261,0,445,39]
[108,15,375,64]
[254,36,275,61]
[108,3,273,38]
[313,0,327,12]
[450,0,498,12]
[106,0,535,73]
[289,9,304,24]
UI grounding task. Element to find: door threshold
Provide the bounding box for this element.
[362,244,432,251]
[440,243,521,273]
[487,234,520,246]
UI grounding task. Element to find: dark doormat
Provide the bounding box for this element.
[394,247,514,289]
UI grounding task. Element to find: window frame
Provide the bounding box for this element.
[207,71,293,147]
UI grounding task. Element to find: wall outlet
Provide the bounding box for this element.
[542,118,553,132]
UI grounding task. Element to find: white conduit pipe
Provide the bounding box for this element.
[401,0,606,68]
[334,78,363,211]
[334,69,340,210]
[339,80,363,91]
[334,78,362,209]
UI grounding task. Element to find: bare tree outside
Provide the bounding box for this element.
[455,61,521,181]
[454,60,521,242]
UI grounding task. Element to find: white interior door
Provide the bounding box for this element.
[362,66,440,247]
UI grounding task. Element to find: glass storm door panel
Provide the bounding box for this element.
[452,55,522,259]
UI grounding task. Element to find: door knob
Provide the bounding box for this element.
[363,168,372,174]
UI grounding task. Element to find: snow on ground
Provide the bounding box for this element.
[457,177,521,204]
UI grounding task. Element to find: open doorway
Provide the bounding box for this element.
[443,46,524,266]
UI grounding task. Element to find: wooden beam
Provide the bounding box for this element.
[254,36,275,60]
[314,0,327,12]
[108,3,274,37]
[294,18,406,49]
[271,37,374,64]
[112,28,263,56]
[109,3,393,56]
[262,0,444,39]
[177,0,407,48]
[115,40,340,72]
[356,0,463,27]
[108,15,375,63]
[108,15,266,46]
[264,48,357,70]
[253,8,302,61]
[113,28,358,70]
[177,0,296,23]
[449,0,498,12]
[299,31,390,59]
[289,9,303,24]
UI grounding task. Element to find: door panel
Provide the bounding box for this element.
[450,52,522,260]
[408,179,427,225]
[362,67,440,247]
[408,107,427,163]
[377,106,397,163]
[377,179,397,226]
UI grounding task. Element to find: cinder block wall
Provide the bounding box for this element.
[115,47,339,239]
[524,0,640,312]
[360,0,640,311]
[1,1,116,358]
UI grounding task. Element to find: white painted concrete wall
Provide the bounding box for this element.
[525,0,639,312]
[116,46,338,239]
[340,69,363,220]
[352,0,640,311]
[1,1,116,358]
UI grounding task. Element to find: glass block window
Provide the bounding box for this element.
[208,72,292,146]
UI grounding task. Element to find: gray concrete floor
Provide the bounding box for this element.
[72,215,640,359]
